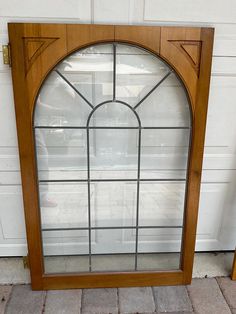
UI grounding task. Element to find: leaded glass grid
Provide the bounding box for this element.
[33,43,191,274]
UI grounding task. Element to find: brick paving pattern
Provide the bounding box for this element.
[2,277,236,313]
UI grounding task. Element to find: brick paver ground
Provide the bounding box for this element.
[2,277,236,314]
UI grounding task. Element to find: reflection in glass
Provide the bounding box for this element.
[137,228,182,270]
[90,101,138,127]
[43,229,89,273]
[35,129,87,181]
[34,72,91,127]
[116,45,170,106]
[89,128,138,180]
[136,73,190,127]
[57,44,113,106]
[91,229,135,271]
[140,128,190,179]
[90,182,136,227]
[39,182,88,230]
[139,182,186,227]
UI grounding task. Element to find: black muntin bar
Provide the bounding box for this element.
[113,43,116,101]
[39,178,186,183]
[42,225,183,232]
[34,126,190,130]
[134,127,141,270]
[86,127,92,271]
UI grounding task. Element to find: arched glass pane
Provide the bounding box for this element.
[34,71,91,127]
[136,73,190,127]
[89,101,139,127]
[34,42,191,274]
[56,44,113,106]
[116,44,170,107]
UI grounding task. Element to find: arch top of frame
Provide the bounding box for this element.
[8,23,213,118]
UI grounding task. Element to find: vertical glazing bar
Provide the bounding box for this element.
[179,126,192,269]
[86,128,92,271]
[135,127,142,270]
[113,43,116,101]
[32,128,46,273]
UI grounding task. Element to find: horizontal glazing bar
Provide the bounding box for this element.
[42,225,183,232]
[39,178,186,183]
[34,126,190,130]
[44,252,181,259]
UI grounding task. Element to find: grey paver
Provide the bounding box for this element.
[44,289,82,314]
[119,287,155,314]
[158,312,193,314]
[5,285,45,314]
[187,278,231,314]
[0,285,12,314]
[82,288,118,314]
[217,277,236,309]
[153,285,193,313]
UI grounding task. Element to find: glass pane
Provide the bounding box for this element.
[91,254,135,272]
[139,182,186,227]
[43,229,89,273]
[116,44,169,107]
[39,182,88,229]
[44,255,89,274]
[140,129,190,179]
[90,101,138,127]
[137,253,180,271]
[91,229,135,271]
[137,228,182,270]
[57,44,113,106]
[34,71,91,127]
[89,129,138,180]
[136,73,190,127]
[35,129,87,181]
[90,182,137,227]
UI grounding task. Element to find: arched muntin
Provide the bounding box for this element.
[86,100,142,127]
[9,23,214,290]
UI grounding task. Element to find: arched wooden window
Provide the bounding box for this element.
[9,24,214,290]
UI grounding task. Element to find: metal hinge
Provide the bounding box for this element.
[23,254,29,269]
[2,44,11,66]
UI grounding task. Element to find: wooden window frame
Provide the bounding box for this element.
[232,250,236,280]
[9,23,214,290]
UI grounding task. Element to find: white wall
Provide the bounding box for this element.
[0,0,236,256]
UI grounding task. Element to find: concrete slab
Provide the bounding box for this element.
[44,290,82,314]
[153,286,193,313]
[193,253,233,278]
[0,258,30,285]
[187,278,231,314]
[119,287,155,314]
